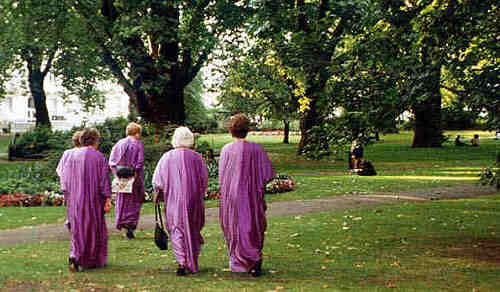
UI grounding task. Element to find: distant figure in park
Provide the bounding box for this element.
[56,130,82,230]
[109,122,145,239]
[470,134,480,147]
[356,159,377,176]
[219,114,275,277]
[152,127,208,276]
[454,135,466,146]
[61,128,112,272]
[350,139,364,170]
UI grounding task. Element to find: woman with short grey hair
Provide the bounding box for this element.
[152,127,208,276]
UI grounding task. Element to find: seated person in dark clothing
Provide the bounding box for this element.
[470,134,480,147]
[455,135,466,146]
[350,140,364,169]
[356,160,377,176]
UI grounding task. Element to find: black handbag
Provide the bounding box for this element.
[154,201,168,250]
[116,145,136,179]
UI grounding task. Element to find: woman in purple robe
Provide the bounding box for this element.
[56,130,82,230]
[219,114,275,277]
[109,122,145,239]
[62,128,112,272]
[152,127,208,276]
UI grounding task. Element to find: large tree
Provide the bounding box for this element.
[251,0,371,153]
[0,0,107,128]
[378,0,497,147]
[72,0,251,125]
[216,41,301,143]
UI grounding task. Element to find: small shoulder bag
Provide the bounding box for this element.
[116,144,135,179]
[154,201,168,250]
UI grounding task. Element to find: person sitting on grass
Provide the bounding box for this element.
[350,139,364,170]
[454,135,466,146]
[152,127,208,276]
[62,128,112,272]
[470,134,480,147]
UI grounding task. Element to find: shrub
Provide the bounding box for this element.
[9,127,71,159]
[479,151,500,190]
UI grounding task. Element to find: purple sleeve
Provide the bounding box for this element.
[56,151,68,178]
[200,155,209,195]
[108,142,122,175]
[100,157,112,198]
[218,146,227,188]
[259,146,275,184]
[152,154,166,194]
[136,142,145,170]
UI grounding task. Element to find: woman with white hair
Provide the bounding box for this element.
[152,127,208,276]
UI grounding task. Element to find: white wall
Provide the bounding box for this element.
[0,73,129,133]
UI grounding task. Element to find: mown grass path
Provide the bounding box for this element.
[1,184,496,247]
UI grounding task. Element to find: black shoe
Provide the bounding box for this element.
[176,265,187,276]
[250,260,262,277]
[68,257,81,272]
[126,229,135,239]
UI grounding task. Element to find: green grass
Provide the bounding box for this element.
[0,131,498,230]
[1,195,499,291]
[0,135,10,153]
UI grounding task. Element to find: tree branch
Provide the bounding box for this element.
[42,46,57,78]
[184,49,209,87]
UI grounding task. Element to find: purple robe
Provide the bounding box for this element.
[152,148,208,273]
[56,148,78,230]
[218,141,275,272]
[62,147,111,269]
[109,136,145,230]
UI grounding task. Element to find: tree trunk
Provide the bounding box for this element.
[412,65,443,148]
[283,119,290,144]
[298,98,321,154]
[130,80,186,126]
[27,66,51,128]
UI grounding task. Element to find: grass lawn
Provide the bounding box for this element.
[0,135,11,160]
[1,195,499,291]
[0,135,10,152]
[0,130,498,230]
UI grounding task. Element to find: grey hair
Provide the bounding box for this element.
[171,126,194,148]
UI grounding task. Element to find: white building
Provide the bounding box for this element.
[0,73,129,133]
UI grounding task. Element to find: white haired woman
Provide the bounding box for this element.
[152,127,208,276]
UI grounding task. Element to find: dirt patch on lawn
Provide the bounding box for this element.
[440,237,500,264]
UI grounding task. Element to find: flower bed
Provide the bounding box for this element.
[265,175,297,194]
[0,192,65,207]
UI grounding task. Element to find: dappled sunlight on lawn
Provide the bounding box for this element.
[377,175,479,181]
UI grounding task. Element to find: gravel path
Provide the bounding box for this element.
[0,184,497,247]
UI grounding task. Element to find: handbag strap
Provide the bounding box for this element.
[155,201,165,229]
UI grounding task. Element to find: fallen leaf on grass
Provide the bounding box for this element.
[385,281,397,288]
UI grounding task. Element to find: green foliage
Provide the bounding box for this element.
[0,0,107,126]
[441,103,480,130]
[184,74,218,133]
[9,127,70,159]
[0,163,61,195]
[479,152,500,190]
